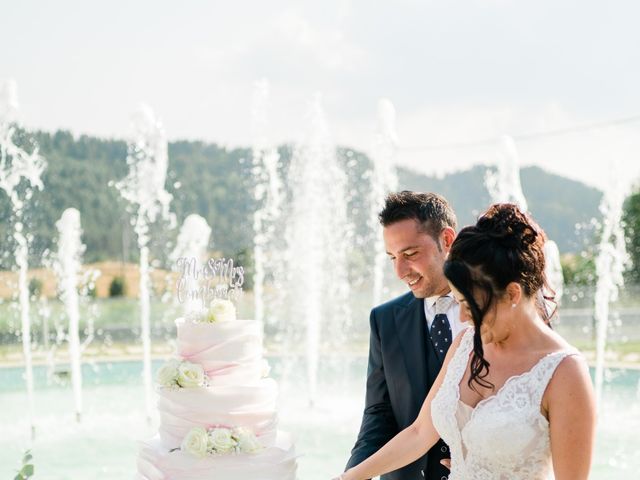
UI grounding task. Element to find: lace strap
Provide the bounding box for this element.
[444,327,474,387]
[531,351,579,405]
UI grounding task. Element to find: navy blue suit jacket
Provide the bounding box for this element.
[346,292,450,480]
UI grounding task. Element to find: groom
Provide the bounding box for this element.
[346,191,464,480]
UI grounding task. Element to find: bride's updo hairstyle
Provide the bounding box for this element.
[444,203,550,391]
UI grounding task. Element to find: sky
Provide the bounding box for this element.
[2,0,640,191]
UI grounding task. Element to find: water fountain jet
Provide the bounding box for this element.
[0,79,47,439]
[485,135,528,211]
[593,173,629,407]
[369,98,398,305]
[113,104,174,422]
[251,79,284,326]
[54,208,85,422]
[286,93,352,405]
[169,214,211,313]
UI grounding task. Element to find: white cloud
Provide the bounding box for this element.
[273,9,369,71]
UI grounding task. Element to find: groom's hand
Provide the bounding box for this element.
[440,458,451,470]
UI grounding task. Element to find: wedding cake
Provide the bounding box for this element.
[136,281,297,479]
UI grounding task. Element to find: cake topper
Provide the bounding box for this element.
[175,257,244,307]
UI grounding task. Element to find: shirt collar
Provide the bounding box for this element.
[425,292,456,309]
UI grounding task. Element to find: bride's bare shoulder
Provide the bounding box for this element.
[544,353,594,413]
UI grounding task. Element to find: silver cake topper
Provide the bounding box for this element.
[175,257,244,306]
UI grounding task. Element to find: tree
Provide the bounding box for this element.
[623,187,640,283]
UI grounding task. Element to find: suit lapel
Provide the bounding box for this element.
[394,297,429,409]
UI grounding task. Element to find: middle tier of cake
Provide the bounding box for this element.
[157,379,279,448]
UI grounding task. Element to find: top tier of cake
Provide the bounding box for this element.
[176,316,265,386]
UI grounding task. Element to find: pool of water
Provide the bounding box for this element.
[1,357,638,479]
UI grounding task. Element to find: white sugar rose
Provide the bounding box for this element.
[234,427,262,453]
[181,427,209,458]
[206,299,236,323]
[208,427,237,453]
[176,361,205,388]
[156,359,180,386]
[185,308,208,323]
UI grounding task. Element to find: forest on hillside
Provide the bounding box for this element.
[0,130,604,274]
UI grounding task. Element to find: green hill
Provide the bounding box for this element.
[398,164,602,252]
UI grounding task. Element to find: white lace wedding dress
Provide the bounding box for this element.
[431,328,575,480]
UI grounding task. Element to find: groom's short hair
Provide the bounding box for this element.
[379,191,457,238]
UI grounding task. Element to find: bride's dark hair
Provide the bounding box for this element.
[443,203,555,391]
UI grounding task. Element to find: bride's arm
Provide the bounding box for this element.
[339,329,468,480]
[546,354,596,480]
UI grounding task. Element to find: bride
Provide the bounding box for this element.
[334,204,596,480]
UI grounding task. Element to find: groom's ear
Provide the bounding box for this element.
[440,226,456,252]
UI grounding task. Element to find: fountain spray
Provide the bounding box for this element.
[287,93,351,405]
[113,105,174,422]
[54,208,85,422]
[485,135,528,211]
[169,214,211,313]
[0,79,47,439]
[593,172,629,407]
[251,79,284,325]
[370,98,398,305]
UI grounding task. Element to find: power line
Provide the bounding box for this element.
[399,114,640,152]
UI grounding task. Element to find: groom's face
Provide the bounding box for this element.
[383,218,450,298]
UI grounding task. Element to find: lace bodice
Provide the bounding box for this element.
[431,328,574,480]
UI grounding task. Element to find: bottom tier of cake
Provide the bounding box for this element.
[136,431,298,480]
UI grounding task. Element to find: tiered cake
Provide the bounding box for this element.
[136,300,297,479]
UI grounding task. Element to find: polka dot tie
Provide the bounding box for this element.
[430,296,453,363]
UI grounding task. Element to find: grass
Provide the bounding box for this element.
[1,337,638,368]
[1,296,639,366]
